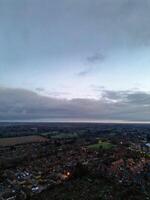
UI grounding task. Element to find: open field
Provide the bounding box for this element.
[0,135,49,146]
[51,132,78,139]
[88,141,113,150]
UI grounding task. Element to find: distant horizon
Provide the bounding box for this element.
[1,119,150,125]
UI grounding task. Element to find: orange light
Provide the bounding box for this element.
[67,172,70,176]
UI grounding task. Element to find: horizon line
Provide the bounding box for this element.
[1,120,150,124]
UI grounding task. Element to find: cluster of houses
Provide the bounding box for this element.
[0,135,150,200]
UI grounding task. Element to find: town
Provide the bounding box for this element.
[0,123,150,200]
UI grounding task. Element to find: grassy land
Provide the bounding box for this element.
[88,140,113,150]
[41,132,78,139]
[51,133,78,139]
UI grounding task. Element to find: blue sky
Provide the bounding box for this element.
[1,0,150,121]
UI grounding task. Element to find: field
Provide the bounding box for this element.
[88,141,113,150]
[0,135,49,147]
[51,133,78,139]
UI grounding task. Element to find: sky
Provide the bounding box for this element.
[1,0,150,122]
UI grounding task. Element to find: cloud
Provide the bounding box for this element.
[1,87,150,122]
[86,53,105,64]
[35,88,45,92]
[46,91,70,98]
[77,52,105,76]
[1,0,150,71]
[35,88,69,98]
[77,69,90,77]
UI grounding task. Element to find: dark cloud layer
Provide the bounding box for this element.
[1,87,150,122]
[0,0,150,67]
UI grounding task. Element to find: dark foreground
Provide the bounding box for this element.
[0,123,150,200]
